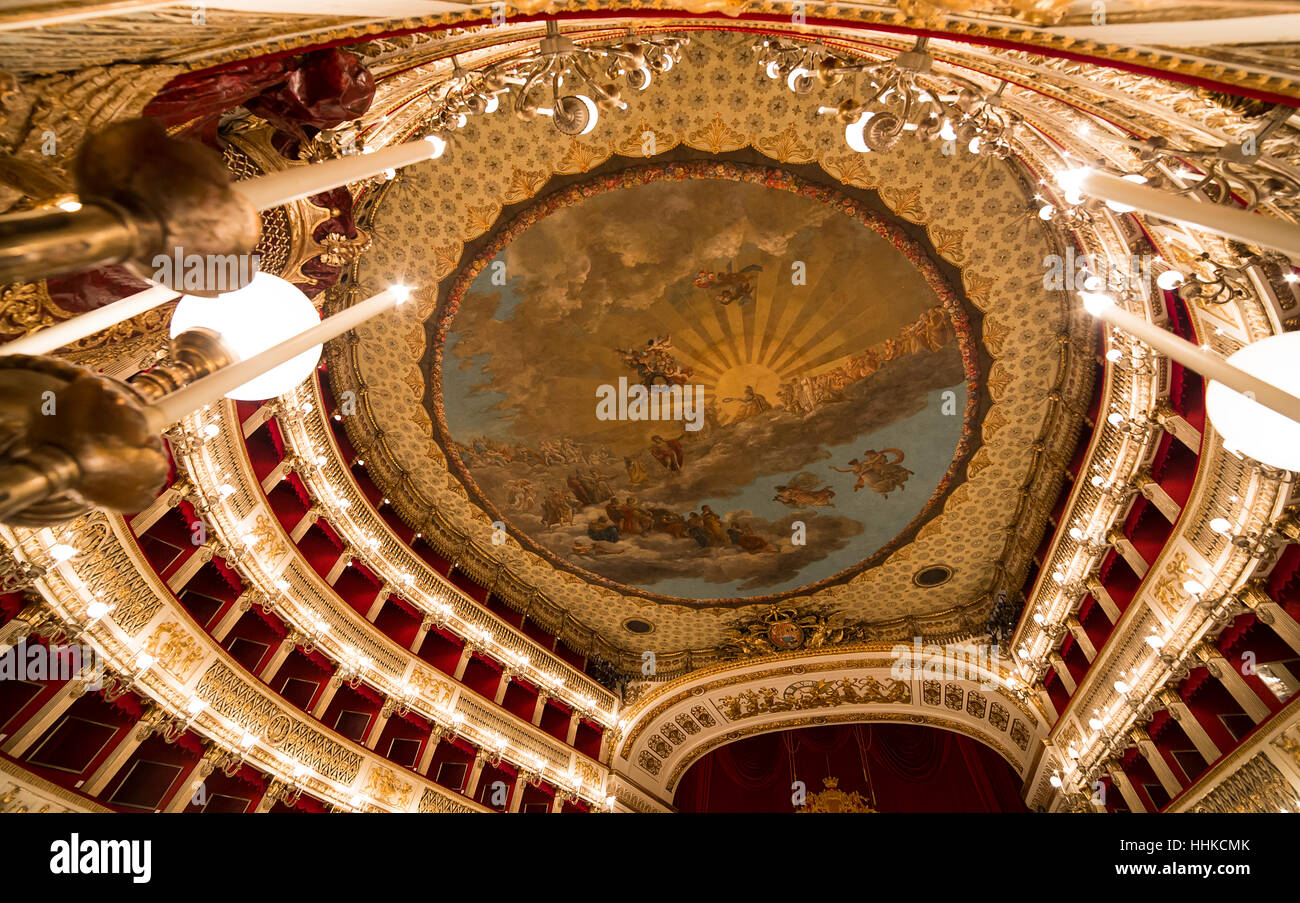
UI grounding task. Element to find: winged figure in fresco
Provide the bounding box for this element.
[694,263,763,306]
[615,336,694,387]
[773,471,836,508]
[830,448,913,499]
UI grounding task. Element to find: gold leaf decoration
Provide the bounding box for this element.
[685,113,748,154]
[962,272,997,311]
[819,152,878,189]
[501,167,550,204]
[983,316,1010,358]
[755,124,816,164]
[982,406,1009,441]
[967,447,992,478]
[928,225,965,264]
[432,243,462,279]
[555,138,610,174]
[463,203,501,239]
[988,362,1012,401]
[402,368,424,399]
[612,118,679,157]
[878,184,925,222]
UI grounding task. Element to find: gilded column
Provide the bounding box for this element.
[1195,642,1271,723]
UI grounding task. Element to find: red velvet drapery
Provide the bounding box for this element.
[675,723,1028,813]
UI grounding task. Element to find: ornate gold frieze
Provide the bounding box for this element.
[799,776,876,813]
[143,620,204,681]
[716,676,912,722]
[1192,753,1297,814]
[364,764,414,808]
[195,662,363,784]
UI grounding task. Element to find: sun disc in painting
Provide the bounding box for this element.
[431,163,977,603]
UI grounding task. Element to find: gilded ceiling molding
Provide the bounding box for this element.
[605,645,1046,805]
[614,642,1041,758]
[324,30,1084,666]
[5,4,1296,103]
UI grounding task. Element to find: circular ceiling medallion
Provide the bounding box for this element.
[622,618,655,635]
[429,160,980,605]
[912,565,954,588]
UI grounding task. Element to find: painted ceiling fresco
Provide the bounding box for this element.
[431,163,977,602]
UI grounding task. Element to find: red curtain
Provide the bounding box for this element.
[675,723,1028,813]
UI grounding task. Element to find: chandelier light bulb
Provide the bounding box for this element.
[423,134,447,157]
[1209,517,1232,534]
[170,273,321,401]
[1183,578,1206,596]
[1156,269,1185,290]
[49,543,78,562]
[766,61,781,79]
[1105,348,1123,362]
[1056,167,1091,206]
[1088,717,1104,731]
[1080,291,1115,315]
[1145,632,1165,649]
[86,600,110,619]
[1205,332,1300,472]
[1049,774,1062,788]
[572,94,600,135]
[1039,204,1054,220]
[1113,679,1130,694]
[845,112,875,153]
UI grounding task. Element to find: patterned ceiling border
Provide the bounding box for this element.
[324,28,1085,662]
[614,646,1041,760]
[422,158,983,607]
[42,3,1299,104]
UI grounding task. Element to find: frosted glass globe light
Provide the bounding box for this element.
[1205,332,1300,473]
[169,272,321,401]
[573,93,599,135]
[845,112,876,153]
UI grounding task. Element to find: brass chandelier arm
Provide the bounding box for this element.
[0,200,160,286]
[420,21,684,136]
[0,118,260,292]
[0,355,169,528]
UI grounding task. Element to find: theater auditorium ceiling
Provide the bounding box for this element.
[336,27,1094,658]
[1,0,1299,823]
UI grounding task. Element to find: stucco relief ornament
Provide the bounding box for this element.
[799,776,877,813]
[720,605,864,658]
[896,0,1073,24]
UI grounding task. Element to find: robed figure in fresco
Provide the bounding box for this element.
[694,263,763,306]
[831,449,914,499]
